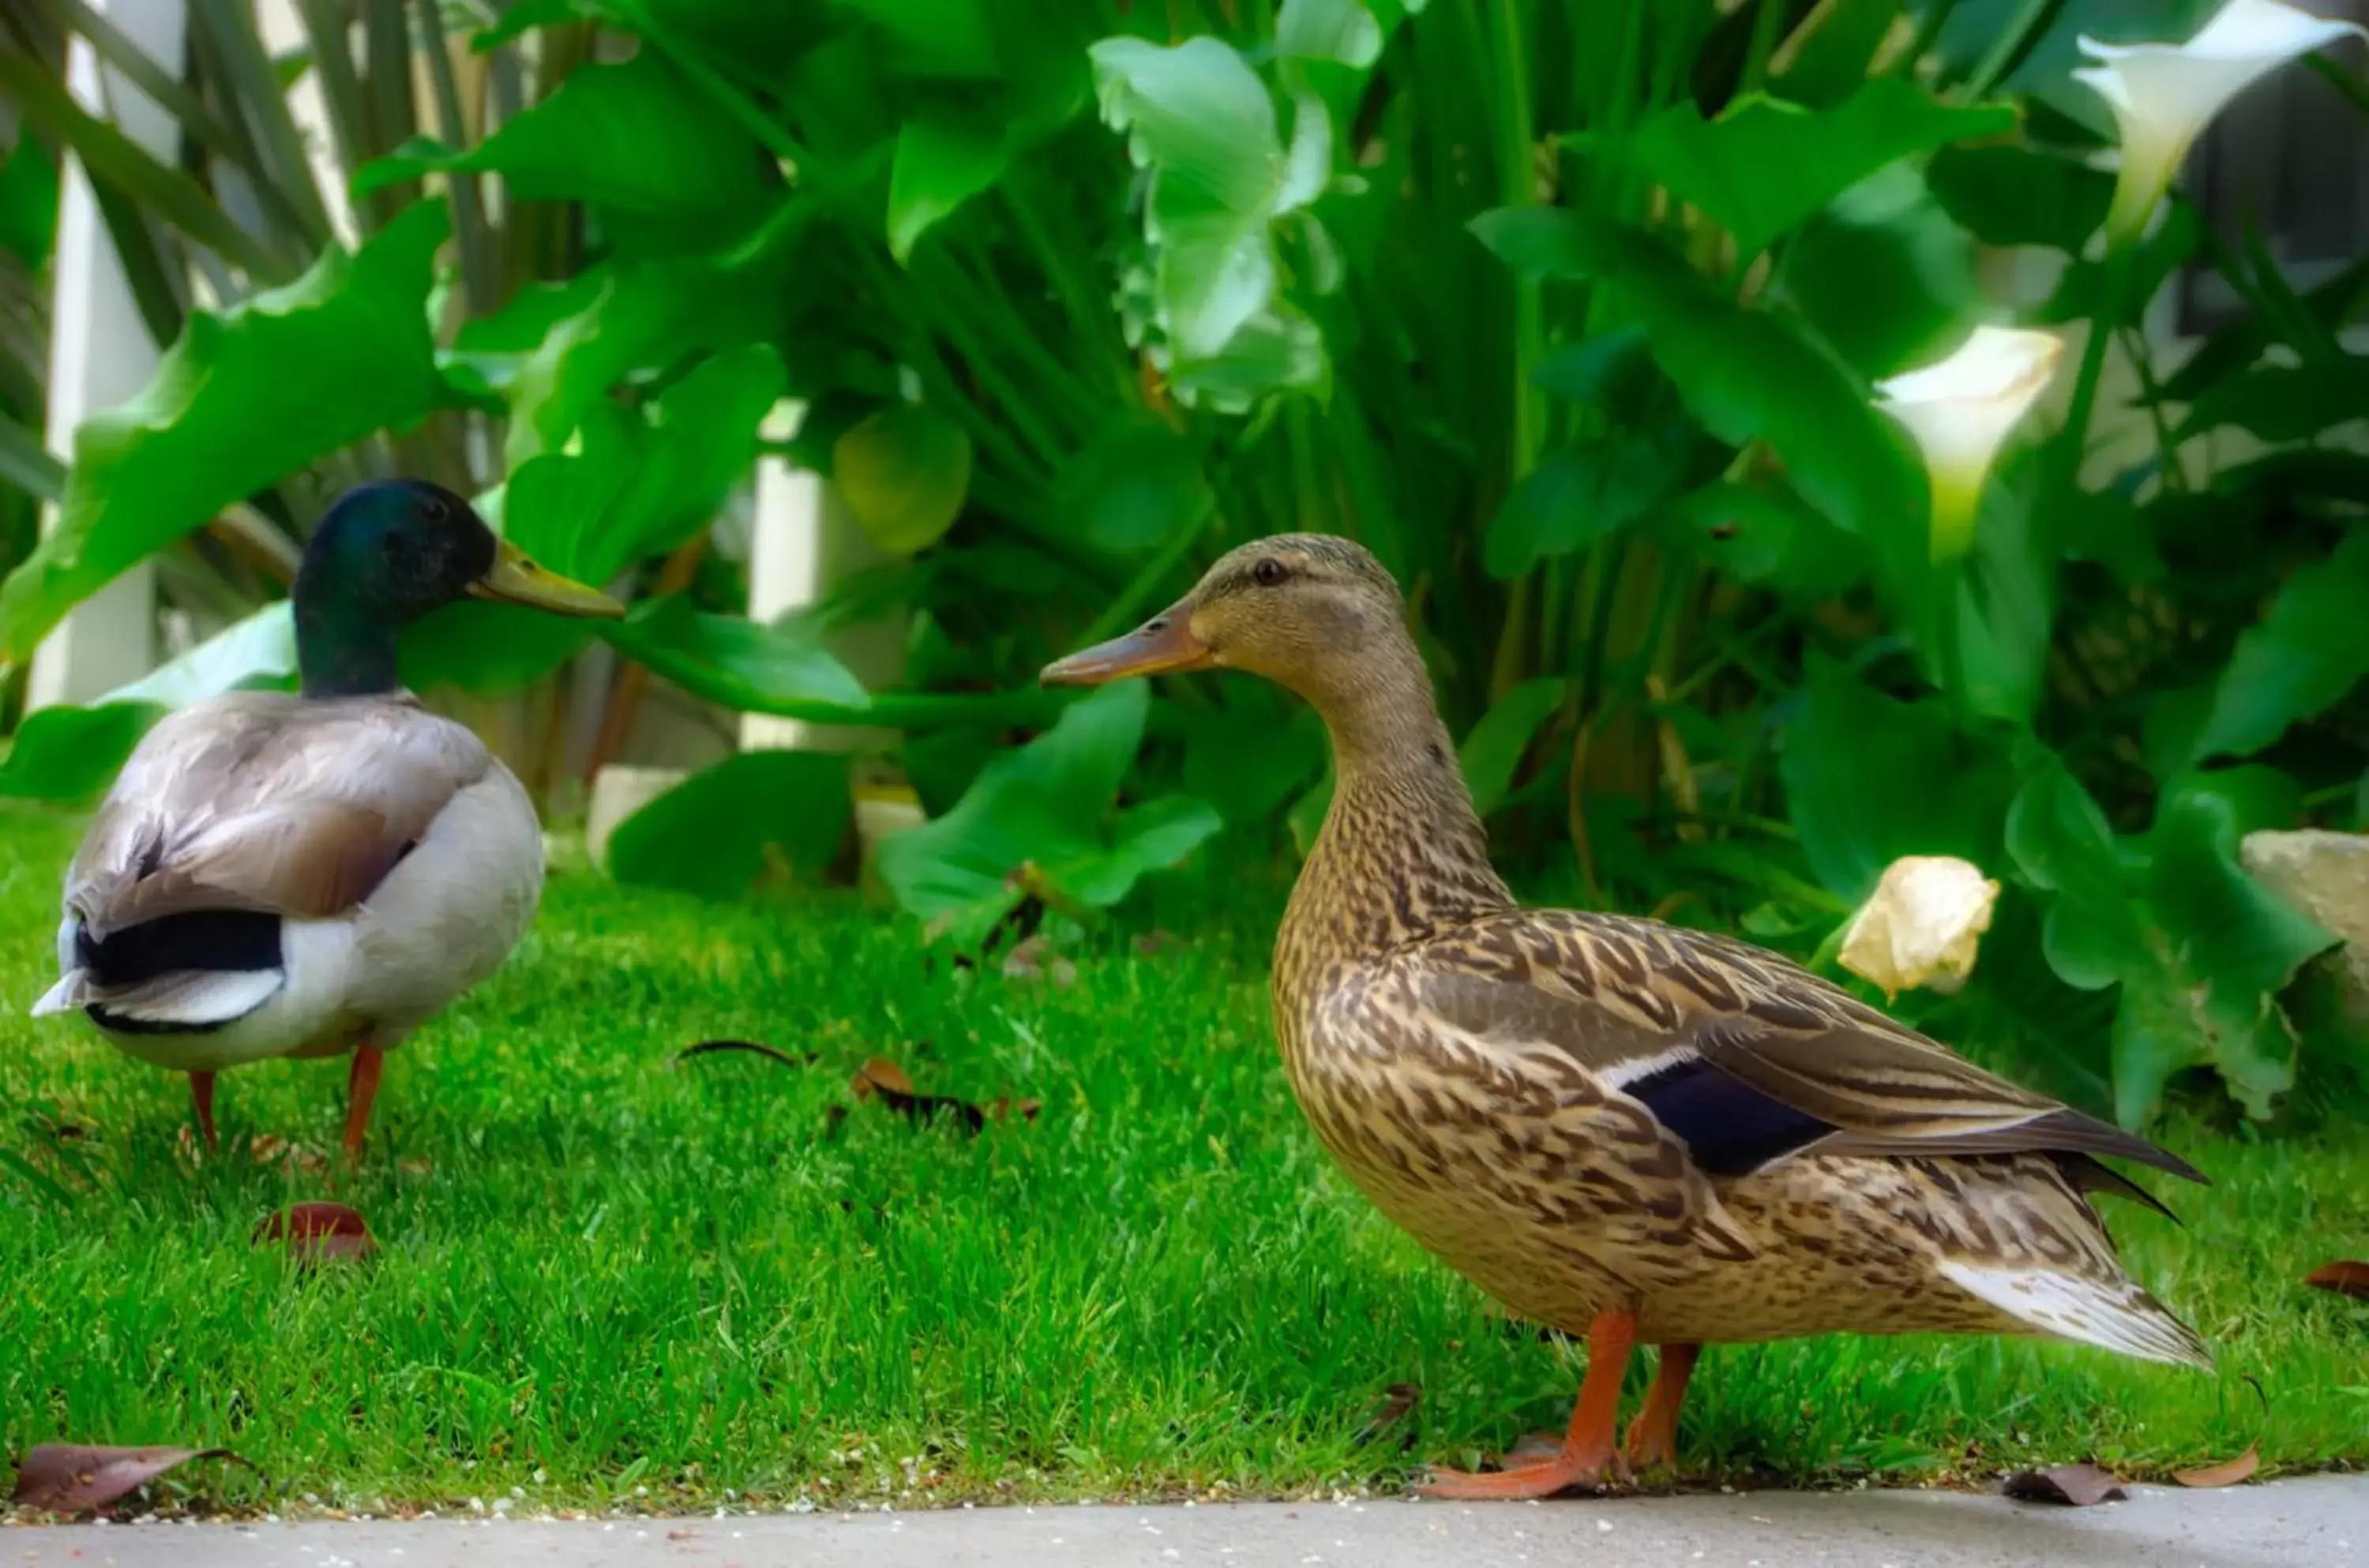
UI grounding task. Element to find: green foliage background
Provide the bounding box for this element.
[2,0,2366,1133]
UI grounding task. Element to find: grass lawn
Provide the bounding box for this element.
[2,799,2365,1515]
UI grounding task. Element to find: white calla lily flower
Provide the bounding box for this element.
[1874,326,2064,561]
[1838,855,2002,1000]
[2076,0,2369,246]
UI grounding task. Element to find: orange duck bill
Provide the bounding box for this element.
[1039,603,1212,685]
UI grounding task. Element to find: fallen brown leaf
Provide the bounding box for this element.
[11,1444,260,1512]
[853,1057,917,1098]
[2306,1261,2369,1299]
[245,1135,330,1176]
[1353,1383,1421,1450]
[2002,1463,2127,1506]
[1001,935,1076,986]
[1132,930,1183,959]
[2174,1446,2260,1488]
[252,1202,376,1264]
[851,1058,1037,1135]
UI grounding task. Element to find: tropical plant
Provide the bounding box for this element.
[4,0,2366,1129]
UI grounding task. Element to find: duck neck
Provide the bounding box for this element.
[292,572,404,699]
[1278,625,1514,981]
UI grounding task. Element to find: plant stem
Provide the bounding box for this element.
[1740,0,1787,94]
[1962,0,2062,100]
[2120,324,2187,493]
[2054,243,2129,504]
[1934,558,1972,722]
[1485,0,1543,703]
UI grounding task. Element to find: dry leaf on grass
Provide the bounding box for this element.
[850,1057,1039,1135]
[2306,1261,2369,1299]
[252,1202,376,1264]
[1001,935,1076,986]
[2174,1446,2260,1488]
[11,1444,260,1512]
[245,1135,330,1176]
[1353,1383,1421,1450]
[2002,1463,2127,1506]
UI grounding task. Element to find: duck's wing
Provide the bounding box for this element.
[64,693,497,939]
[1404,910,2203,1188]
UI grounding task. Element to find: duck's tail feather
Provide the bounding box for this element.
[1937,1259,2214,1371]
[73,969,284,1033]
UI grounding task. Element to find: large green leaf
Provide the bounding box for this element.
[1460,677,1567,819]
[593,345,787,576]
[1664,482,1868,597]
[1179,695,1325,825]
[2008,760,2336,1125]
[1777,164,1984,379]
[1769,0,1900,109]
[843,0,998,79]
[888,113,1010,263]
[1057,418,1215,555]
[1472,208,1921,554]
[600,596,873,720]
[2189,530,2369,764]
[1091,35,1331,381]
[607,749,854,898]
[1778,656,2017,902]
[834,405,974,557]
[0,130,60,272]
[0,201,450,664]
[0,602,297,801]
[1926,143,2112,253]
[2153,252,2369,405]
[1610,80,2016,257]
[875,680,1220,946]
[1485,430,1695,579]
[494,208,806,466]
[355,54,767,219]
[2172,355,2369,445]
[1530,324,1658,410]
[405,347,788,697]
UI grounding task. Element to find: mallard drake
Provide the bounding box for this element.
[1045,534,2208,1499]
[32,480,622,1158]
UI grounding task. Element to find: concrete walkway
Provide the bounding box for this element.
[8,1476,2365,1568]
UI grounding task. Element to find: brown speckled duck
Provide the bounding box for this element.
[1044,534,2208,1499]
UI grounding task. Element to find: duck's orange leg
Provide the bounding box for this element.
[1419,1308,1637,1500]
[189,1071,218,1152]
[1623,1341,1700,1471]
[341,1046,384,1159]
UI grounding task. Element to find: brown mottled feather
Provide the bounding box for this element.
[1402,919,2202,1182]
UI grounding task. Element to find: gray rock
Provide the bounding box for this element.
[2240,829,2369,1030]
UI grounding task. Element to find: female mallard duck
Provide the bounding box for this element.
[1045,535,2208,1499]
[32,480,621,1159]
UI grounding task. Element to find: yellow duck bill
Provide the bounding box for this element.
[1040,604,1213,685]
[466,538,626,618]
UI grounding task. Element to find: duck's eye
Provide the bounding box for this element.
[1251,557,1289,587]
